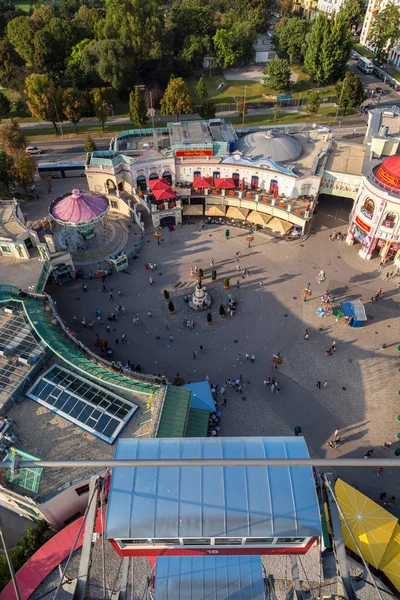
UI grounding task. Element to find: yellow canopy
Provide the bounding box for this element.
[246,211,272,226]
[183,204,203,216]
[379,523,400,591]
[226,206,249,220]
[267,217,293,234]
[335,479,398,569]
[205,205,226,217]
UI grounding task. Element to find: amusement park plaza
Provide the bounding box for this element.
[0,109,400,599]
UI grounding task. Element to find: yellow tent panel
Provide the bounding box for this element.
[267,217,293,234]
[246,211,272,226]
[335,479,398,569]
[205,205,226,217]
[226,207,249,220]
[183,204,203,216]
[379,523,400,592]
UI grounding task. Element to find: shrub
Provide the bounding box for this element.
[198,268,204,278]
[163,289,170,300]
[168,300,175,313]
[211,270,217,280]
[224,277,230,288]
[173,375,185,386]
[219,304,225,316]
[207,312,212,323]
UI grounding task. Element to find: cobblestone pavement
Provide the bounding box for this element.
[47,192,400,520]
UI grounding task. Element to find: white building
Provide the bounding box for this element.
[317,0,344,15]
[360,0,400,55]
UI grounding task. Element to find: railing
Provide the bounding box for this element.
[368,172,400,199]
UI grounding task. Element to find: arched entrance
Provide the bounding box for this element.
[106,179,116,192]
[160,215,176,227]
[149,173,159,181]
[162,171,173,186]
[213,171,220,185]
[232,173,240,188]
[136,175,146,192]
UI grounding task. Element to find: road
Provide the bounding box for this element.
[348,56,400,108]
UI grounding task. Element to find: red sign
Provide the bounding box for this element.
[377,166,399,187]
[355,215,371,232]
[175,149,213,157]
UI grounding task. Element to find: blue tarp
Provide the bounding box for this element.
[340,300,367,326]
[183,381,215,412]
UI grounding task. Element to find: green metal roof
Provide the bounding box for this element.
[157,386,191,438]
[185,408,210,437]
[4,447,43,494]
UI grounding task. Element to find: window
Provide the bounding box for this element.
[276,537,305,544]
[182,539,210,545]
[110,200,118,209]
[152,539,180,545]
[75,483,90,496]
[383,212,397,227]
[362,198,375,218]
[120,539,149,547]
[244,538,274,544]
[0,245,11,253]
[214,538,242,545]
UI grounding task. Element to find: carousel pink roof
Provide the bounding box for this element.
[50,189,108,224]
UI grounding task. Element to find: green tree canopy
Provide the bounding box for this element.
[7,16,37,64]
[63,87,85,132]
[196,77,208,100]
[306,89,321,115]
[304,15,329,82]
[73,6,104,37]
[0,38,25,89]
[263,58,292,91]
[273,17,310,63]
[160,77,193,120]
[24,73,63,134]
[84,135,96,152]
[199,99,216,119]
[340,0,365,26]
[304,13,350,83]
[81,39,136,89]
[213,21,256,67]
[370,4,400,61]
[129,87,148,127]
[92,87,110,131]
[168,0,215,65]
[0,91,11,118]
[10,149,36,191]
[335,71,366,115]
[0,118,26,153]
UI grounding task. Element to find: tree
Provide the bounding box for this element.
[0,92,11,118]
[63,88,84,133]
[273,18,310,63]
[277,0,294,17]
[0,38,25,89]
[0,150,11,192]
[264,58,291,92]
[92,88,110,131]
[199,99,216,119]
[304,15,329,82]
[196,76,208,101]
[168,0,215,65]
[213,21,256,67]
[237,99,248,118]
[10,149,36,191]
[341,0,365,27]
[0,119,26,153]
[85,135,96,152]
[306,89,321,115]
[321,12,351,82]
[160,77,193,121]
[7,16,37,64]
[335,71,366,115]
[24,73,62,134]
[81,39,136,90]
[129,87,148,127]
[370,4,400,62]
[273,103,280,121]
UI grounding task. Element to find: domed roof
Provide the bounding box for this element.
[50,189,108,224]
[375,155,400,189]
[237,131,302,163]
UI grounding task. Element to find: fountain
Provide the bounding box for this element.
[189,277,212,311]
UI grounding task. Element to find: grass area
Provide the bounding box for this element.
[352,41,375,59]
[12,0,37,11]
[387,66,400,82]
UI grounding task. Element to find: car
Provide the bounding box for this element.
[25,146,43,155]
[375,87,385,94]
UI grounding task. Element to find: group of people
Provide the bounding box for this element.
[329,231,346,241]
[264,377,282,394]
[324,341,337,356]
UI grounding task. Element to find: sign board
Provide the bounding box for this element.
[355,215,371,232]
[175,150,213,157]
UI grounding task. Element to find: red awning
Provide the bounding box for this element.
[149,178,170,191]
[193,176,213,189]
[214,178,236,190]
[152,187,176,201]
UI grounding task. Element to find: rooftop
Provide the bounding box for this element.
[168,121,213,147]
[324,141,365,175]
[0,201,27,240]
[105,437,321,541]
[238,131,303,163]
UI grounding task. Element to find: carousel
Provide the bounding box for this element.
[50,189,109,241]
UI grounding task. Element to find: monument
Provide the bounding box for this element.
[189,277,212,311]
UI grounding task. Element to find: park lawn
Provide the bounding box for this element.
[24,121,171,141]
[12,0,36,11]
[352,41,375,59]
[187,74,269,104]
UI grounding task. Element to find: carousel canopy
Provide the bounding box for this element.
[149,178,171,191]
[193,176,213,189]
[205,205,226,217]
[226,206,249,220]
[214,178,236,190]
[267,217,293,234]
[152,187,176,201]
[246,211,272,226]
[50,189,108,224]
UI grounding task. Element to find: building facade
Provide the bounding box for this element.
[360,0,400,54]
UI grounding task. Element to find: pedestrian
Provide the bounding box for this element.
[122,333,128,343]
[264,379,268,386]
[325,348,333,356]
[376,288,382,297]
[82,283,88,292]
[227,379,232,387]
[383,272,390,281]
[270,383,275,393]
[322,380,328,388]
[235,251,241,261]
[165,321,169,330]
[238,384,242,393]
[192,351,196,360]
[259,281,263,288]
[88,320,93,328]
[115,338,119,346]
[122,307,126,315]
[236,280,241,288]
[237,353,243,362]
[81,318,87,327]
[331,341,337,352]
[200,345,204,351]
[235,378,240,389]
[147,311,152,317]
[149,277,154,285]
[334,429,339,437]
[389,495,396,504]
[245,353,250,360]
[102,284,107,292]
[106,325,111,333]
[380,492,387,501]
[73,315,78,323]
[149,263,154,271]
[304,329,309,341]
[169,334,173,342]
[118,287,123,296]
[109,291,114,300]
[317,380,322,389]
[210,258,215,267]
[194,264,199,273]
[383,440,392,449]
[377,468,384,477]
[223,397,227,407]
[250,354,255,363]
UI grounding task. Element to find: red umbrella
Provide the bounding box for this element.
[149,178,170,191]
[214,178,236,190]
[240,178,246,191]
[152,187,176,201]
[193,176,213,189]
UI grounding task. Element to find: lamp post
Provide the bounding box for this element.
[303,282,311,302]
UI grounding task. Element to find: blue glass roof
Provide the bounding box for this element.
[105,437,321,540]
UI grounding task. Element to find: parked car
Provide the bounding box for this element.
[25,146,43,155]
[375,87,385,94]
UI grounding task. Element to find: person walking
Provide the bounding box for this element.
[165,321,169,331]
[304,329,309,341]
[235,251,241,261]
[223,397,227,407]
[115,338,119,346]
[106,325,111,333]
[331,341,337,352]
[109,291,114,300]
[210,258,215,267]
[380,492,387,501]
[377,467,384,477]
[147,310,152,317]
[323,380,328,389]
[192,351,196,360]
[250,354,255,363]
[102,284,107,292]
[317,380,322,389]
[237,354,243,362]
[169,334,174,343]
[199,345,204,351]
[245,353,249,360]
[149,277,154,285]
[121,333,128,343]
[82,283,88,292]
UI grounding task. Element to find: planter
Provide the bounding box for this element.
[219,313,225,318]
[169,310,175,314]
[224,285,229,289]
